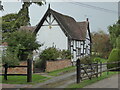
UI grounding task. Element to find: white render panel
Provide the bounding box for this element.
[36,19,68,51]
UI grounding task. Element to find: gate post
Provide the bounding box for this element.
[27,59,32,82]
[76,59,81,83]
[96,61,99,78]
[100,61,102,76]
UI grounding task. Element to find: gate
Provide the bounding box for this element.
[76,59,99,83]
[76,59,120,83]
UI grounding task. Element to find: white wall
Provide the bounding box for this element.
[36,16,68,51]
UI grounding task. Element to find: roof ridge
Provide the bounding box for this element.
[50,9,76,21]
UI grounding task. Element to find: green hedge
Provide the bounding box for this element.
[116,36,120,49]
[107,49,120,69]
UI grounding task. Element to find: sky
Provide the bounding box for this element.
[0,1,119,33]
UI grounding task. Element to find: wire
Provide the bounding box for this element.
[68,2,118,14]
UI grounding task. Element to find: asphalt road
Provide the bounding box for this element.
[84,74,119,88]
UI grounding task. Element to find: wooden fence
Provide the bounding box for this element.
[76,59,120,83]
[0,59,32,82]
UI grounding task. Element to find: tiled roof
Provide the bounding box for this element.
[34,8,90,40]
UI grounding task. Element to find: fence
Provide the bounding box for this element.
[76,59,120,83]
[0,59,32,82]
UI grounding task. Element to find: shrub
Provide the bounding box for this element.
[116,36,120,49]
[36,47,60,70]
[40,47,60,61]
[34,58,45,70]
[93,57,101,62]
[107,49,120,69]
[80,56,92,64]
[60,50,72,59]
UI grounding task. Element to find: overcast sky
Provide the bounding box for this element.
[1,1,119,33]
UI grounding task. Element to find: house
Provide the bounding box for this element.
[20,5,92,61]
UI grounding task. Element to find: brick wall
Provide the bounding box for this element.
[2,61,33,74]
[45,59,72,72]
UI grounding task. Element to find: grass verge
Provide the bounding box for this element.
[48,66,75,76]
[0,74,50,84]
[67,71,118,88]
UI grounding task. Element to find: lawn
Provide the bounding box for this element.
[67,71,118,88]
[0,74,50,84]
[48,66,76,76]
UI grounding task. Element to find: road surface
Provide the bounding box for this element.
[84,74,119,88]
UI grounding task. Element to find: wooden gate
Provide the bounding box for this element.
[76,59,120,83]
[76,59,99,83]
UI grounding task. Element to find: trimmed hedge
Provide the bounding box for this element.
[107,49,120,69]
[116,36,120,49]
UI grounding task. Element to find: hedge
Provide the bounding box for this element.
[107,49,120,69]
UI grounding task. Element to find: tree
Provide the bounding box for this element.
[4,30,41,61]
[108,20,120,48]
[2,1,45,33]
[91,30,112,58]
[2,14,18,32]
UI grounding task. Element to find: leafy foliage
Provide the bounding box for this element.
[4,30,41,61]
[116,36,120,49]
[2,14,18,32]
[80,56,92,64]
[2,50,19,66]
[91,30,112,58]
[107,49,120,69]
[2,2,44,33]
[60,50,72,59]
[40,47,60,61]
[92,57,107,63]
[108,20,120,48]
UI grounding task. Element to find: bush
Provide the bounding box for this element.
[107,49,120,69]
[80,56,92,64]
[93,57,101,62]
[34,58,45,70]
[93,57,107,63]
[116,36,120,49]
[60,50,72,59]
[40,47,60,61]
[2,51,19,66]
[36,47,60,70]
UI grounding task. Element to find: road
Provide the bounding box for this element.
[84,74,119,88]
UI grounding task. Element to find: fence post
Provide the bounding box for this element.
[4,64,8,80]
[107,61,109,75]
[100,61,102,76]
[33,61,35,73]
[76,59,81,83]
[96,61,99,78]
[90,63,92,79]
[27,59,32,82]
[118,61,120,71]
